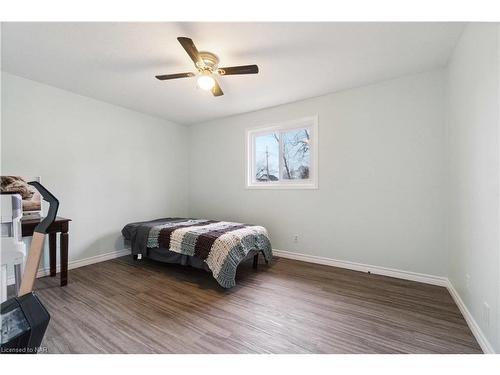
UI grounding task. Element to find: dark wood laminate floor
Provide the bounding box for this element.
[33,255,482,354]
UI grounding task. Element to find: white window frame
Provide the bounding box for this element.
[246,115,318,189]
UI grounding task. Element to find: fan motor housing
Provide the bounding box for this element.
[197,51,219,72]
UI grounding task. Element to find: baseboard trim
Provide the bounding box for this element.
[7,248,131,284]
[446,281,495,354]
[272,249,448,287]
[272,248,495,354]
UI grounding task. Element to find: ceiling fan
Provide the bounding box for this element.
[155,37,259,97]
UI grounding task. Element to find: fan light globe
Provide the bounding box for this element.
[197,75,216,91]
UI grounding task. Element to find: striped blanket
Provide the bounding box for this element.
[122,218,272,288]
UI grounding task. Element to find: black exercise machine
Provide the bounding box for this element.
[0,182,59,354]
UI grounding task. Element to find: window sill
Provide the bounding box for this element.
[245,183,318,190]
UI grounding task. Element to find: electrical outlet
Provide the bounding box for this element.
[293,235,299,243]
[483,302,490,327]
[465,274,470,292]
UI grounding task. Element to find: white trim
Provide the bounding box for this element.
[447,281,495,354]
[273,248,496,353]
[497,22,500,358]
[272,249,448,286]
[7,248,131,285]
[245,115,319,189]
[245,183,319,190]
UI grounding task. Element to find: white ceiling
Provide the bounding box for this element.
[1,22,464,125]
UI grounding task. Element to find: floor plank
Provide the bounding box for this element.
[32,255,482,354]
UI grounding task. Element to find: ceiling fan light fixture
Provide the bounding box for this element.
[197,73,216,91]
[155,37,259,97]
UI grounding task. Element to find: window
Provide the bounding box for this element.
[246,116,318,189]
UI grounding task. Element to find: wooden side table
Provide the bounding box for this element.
[21,216,71,286]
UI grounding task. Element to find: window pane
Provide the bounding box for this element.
[281,128,311,180]
[255,133,280,182]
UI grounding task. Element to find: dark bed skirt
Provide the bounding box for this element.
[139,248,259,273]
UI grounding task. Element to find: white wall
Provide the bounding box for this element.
[189,70,447,277]
[1,73,189,271]
[446,23,500,353]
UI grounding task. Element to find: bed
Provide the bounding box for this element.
[121,218,273,288]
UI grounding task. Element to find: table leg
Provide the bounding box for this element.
[60,230,68,286]
[49,232,57,277]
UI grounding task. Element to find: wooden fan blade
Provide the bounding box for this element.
[177,37,203,66]
[155,72,195,80]
[218,64,259,76]
[212,78,224,97]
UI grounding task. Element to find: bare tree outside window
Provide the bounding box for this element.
[248,117,317,189]
[254,128,311,182]
[280,128,310,180]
